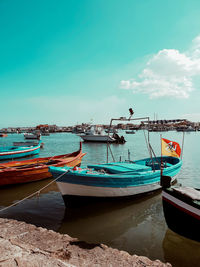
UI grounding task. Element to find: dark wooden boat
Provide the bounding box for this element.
[161,176,200,242]
[0,143,86,186]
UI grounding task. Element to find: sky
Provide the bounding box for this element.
[1,0,200,127]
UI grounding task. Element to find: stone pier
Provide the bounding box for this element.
[0,218,171,266]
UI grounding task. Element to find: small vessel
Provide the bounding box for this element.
[13,141,40,147]
[0,142,42,160]
[0,143,86,186]
[41,132,50,136]
[79,125,117,143]
[176,126,196,132]
[49,110,182,204]
[0,133,8,137]
[125,130,135,134]
[24,132,41,140]
[105,128,118,134]
[161,175,200,242]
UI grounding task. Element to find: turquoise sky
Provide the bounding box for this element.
[1,0,200,127]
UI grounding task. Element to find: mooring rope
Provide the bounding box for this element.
[0,169,69,213]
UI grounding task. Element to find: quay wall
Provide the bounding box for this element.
[0,218,171,267]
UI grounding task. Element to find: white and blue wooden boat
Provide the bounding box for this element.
[0,141,41,160]
[49,110,183,204]
[49,156,182,203]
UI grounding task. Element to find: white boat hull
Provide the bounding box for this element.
[57,177,176,198]
[80,135,115,142]
[24,134,40,140]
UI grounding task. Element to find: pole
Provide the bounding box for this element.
[160,134,163,177]
[181,131,185,160]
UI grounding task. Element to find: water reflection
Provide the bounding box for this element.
[0,180,65,231]
[0,131,200,265]
[163,229,200,267]
[59,191,166,261]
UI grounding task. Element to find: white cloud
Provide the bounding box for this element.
[120,36,200,99]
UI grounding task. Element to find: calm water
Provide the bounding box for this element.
[0,132,200,266]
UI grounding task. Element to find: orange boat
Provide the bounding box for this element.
[0,143,86,186]
[0,133,8,137]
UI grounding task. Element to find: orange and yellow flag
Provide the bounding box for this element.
[161,138,181,158]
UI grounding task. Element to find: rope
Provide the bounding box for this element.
[0,169,70,213]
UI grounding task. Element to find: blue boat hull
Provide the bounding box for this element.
[49,156,182,199]
[0,144,41,160]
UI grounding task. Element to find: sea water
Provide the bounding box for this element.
[0,131,200,267]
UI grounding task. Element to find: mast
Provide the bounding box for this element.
[106,109,150,163]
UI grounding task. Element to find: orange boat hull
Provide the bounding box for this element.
[0,143,86,186]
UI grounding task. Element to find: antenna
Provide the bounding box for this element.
[106,109,150,163]
[129,108,134,120]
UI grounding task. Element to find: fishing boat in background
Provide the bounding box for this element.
[79,125,126,143]
[105,128,118,134]
[24,132,41,140]
[13,141,40,147]
[41,131,50,136]
[49,110,182,204]
[0,142,42,160]
[161,175,200,242]
[0,133,8,137]
[125,130,135,134]
[79,125,117,143]
[0,143,86,186]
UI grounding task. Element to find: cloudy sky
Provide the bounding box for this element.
[1,0,200,127]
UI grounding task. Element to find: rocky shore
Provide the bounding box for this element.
[0,218,171,267]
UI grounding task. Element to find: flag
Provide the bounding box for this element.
[161,138,181,158]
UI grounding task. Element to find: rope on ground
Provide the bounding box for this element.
[0,169,69,213]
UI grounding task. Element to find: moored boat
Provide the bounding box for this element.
[79,125,125,143]
[24,132,41,140]
[0,133,8,137]
[0,142,42,160]
[79,125,116,143]
[49,110,183,205]
[13,141,40,147]
[49,155,182,204]
[0,143,86,186]
[161,176,200,242]
[125,130,135,134]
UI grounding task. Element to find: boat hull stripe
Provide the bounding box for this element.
[57,181,162,197]
[0,146,40,156]
[162,191,200,220]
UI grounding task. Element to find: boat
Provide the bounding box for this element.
[161,175,200,242]
[0,143,86,186]
[79,125,124,143]
[24,132,41,140]
[49,154,182,203]
[105,128,118,134]
[176,126,196,132]
[13,141,40,147]
[125,130,135,134]
[0,133,8,137]
[0,142,42,160]
[49,111,182,204]
[41,132,50,136]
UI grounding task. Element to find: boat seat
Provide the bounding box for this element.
[173,187,200,200]
[87,163,152,174]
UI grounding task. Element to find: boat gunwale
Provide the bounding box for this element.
[0,143,85,173]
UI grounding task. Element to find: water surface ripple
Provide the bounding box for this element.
[0,131,200,266]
